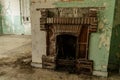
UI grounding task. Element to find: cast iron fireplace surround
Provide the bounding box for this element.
[37,7,98,74]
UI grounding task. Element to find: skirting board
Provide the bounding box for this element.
[31,62,42,68]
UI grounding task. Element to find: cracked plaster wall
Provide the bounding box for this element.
[31,0,116,72]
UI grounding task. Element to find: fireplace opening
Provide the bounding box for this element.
[56,34,77,72]
[56,34,77,60]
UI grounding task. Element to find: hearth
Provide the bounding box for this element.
[37,8,98,74]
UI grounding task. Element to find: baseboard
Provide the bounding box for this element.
[93,70,108,77]
[31,62,42,68]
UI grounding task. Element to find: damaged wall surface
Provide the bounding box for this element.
[30,0,116,77]
[0,0,31,35]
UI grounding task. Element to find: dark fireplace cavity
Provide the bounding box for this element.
[56,35,77,60]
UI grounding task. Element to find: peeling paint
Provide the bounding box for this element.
[99,34,110,52]
[98,21,104,31]
[97,9,113,52]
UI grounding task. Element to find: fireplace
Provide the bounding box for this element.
[37,8,98,74]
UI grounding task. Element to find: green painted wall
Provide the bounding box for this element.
[2,15,25,34]
[54,0,116,72]
[109,0,120,70]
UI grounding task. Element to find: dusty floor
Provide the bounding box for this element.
[0,35,120,80]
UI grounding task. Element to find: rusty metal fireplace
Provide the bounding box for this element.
[37,7,98,74]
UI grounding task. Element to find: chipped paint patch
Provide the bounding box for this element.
[99,33,110,52]
[98,21,104,31]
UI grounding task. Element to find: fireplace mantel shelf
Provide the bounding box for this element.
[41,17,97,25]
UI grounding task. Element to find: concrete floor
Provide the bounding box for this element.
[0,35,31,54]
[0,35,32,63]
[0,35,120,80]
